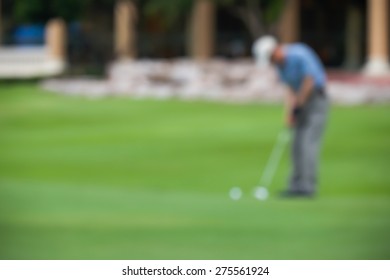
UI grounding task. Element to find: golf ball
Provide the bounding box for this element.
[229,187,242,200]
[254,186,269,201]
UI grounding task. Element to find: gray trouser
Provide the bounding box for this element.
[289,88,329,194]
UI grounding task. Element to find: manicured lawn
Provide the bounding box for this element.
[0,83,389,259]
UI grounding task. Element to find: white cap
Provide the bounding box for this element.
[252,36,278,68]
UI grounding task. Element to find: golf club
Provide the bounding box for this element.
[254,129,290,200]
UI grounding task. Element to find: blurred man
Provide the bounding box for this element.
[253,36,329,197]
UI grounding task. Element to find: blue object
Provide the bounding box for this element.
[13,24,45,45]
[277,43,326,92]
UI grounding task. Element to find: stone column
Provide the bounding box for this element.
[364,0,389,75]
[190,0,215,60]
[115,0,137,60]
[278,0,300,43]
[344,5,363,69]
[45,18,67,60]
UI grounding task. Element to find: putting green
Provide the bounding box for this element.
[0,83,389,259]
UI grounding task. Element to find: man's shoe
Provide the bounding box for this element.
[280,189,315,198]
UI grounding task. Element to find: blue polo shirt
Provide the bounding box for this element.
[277,43,326,93]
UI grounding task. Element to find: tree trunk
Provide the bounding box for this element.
[189,0,215,60]
[227,0,265,40]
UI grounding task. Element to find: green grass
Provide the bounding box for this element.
[0,83,389,259]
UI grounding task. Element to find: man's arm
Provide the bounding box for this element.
[284,87,297,127]
[286,76,314,127]
[297,76,314,106]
